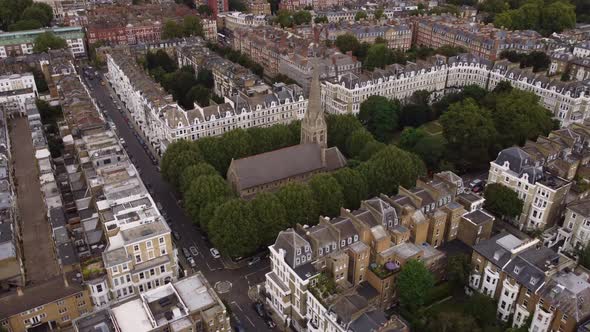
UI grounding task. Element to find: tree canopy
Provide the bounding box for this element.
[309,174,345,217]
[358,96,400,143]
[492,0,576,34]
[209,199,259,257]
[0,0,53,31]
[397,260,435,312]
[484,183,524,219]
[33,32,68,53]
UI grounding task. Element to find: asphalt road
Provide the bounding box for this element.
[82,69,277,332]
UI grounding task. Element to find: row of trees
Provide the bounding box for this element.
[141,50,217,109]
[161,113,426,256]
[492,0,576,34]
[32,32,68,53]
[274,9,312,27]
[0,0,53,31]
[161,16,204,40]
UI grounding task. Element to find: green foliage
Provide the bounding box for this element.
[33,32,67,53]
[145,49,177,72]
[162,16,203,39]
[363,43,407,70]
[374,8,384,19]
[492,0,575,34]
[209,199,259,257]
[251,192,289,245]
[354,11,367,21]
[179,162,218,194]
[276,182,318,226]
[397,260,435,313]
[440,98,497,172]
[465,294,498,327]
[185,85,210,107]
[446,255,471,291]
[208,43,264,77]
[358,95,400,142]
[577,243,590,270]
[160,140,202,189]
[275,9,294,27]
[314,15,328,23]
[229,0,247,11]
[309,174,345,217]
[426,311,481,332]
[484,183,524,218]
[335,34,361,54]
[0,0,54,31]
[492,89,554,147]
[33,67,48,92]
[326,114,363,155]
[332,168,368,210]
[197,4,213,15]
[346,128,376,158]
[184,175,233,229]
[500,51,550,72]
[360,145,426,196]
[292,10,312,25]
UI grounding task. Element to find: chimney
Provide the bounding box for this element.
[17,287,23,296]
[63,273,70,288]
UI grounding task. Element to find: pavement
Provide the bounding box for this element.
[83,69,277,332]
[9,117,60,284]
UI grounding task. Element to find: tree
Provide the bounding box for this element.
[520,51,550,72]
[578,243,590,270]
[8,19,41,31]
[397,260,435,312]
[22,3,52,26]
[293,10,312,25]
[335,34,361,54]
[220,129,253,171]
[541,1,576,34]
[251,192,289,245]
[465,293,497,327]
[411,135,447,171]
[184,175,233,229]
[354,11,367,21]
[196,69,214,88]
[426,312,481,332]
[326,114,363,154]
[333,168,368,210]
[358,95,400,143]
[209,199,259,257]
[484,183,523,219]
[197,4,213,15]
[314,16,328,24]
[364,43,394,70]
[275,10,294,28]
[398,127,427,151]
[435,45,466,57]
[492,90,554,147]
[229,0,247,11]
[360,146,426,196]
[182,15,203,37]
[160,140,202,189]
[185,85,210,108]
[440,98,497,172]
[374,8,384,19]
[276,183,318,226]
[399,103,433,127]
[309,174,344,217]
[179,162,218,194]
[358,140,386,161]
[447,254,471,291]
[346,128,376,158]
[32,32,67,53]
[162,20,184,39]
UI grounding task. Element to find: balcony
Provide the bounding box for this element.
[369,262,399,280]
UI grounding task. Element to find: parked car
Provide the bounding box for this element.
[190,246,199,256]
[172,231,181,241]
[210,247,221,258]
[469,179,483,189]
[234,324,246,332]
[253,302,265,317]
[182,248,191,259]
[156,202,163,211]
[248,256,261,266]
[119,138,126,147]
[187,256,196,268]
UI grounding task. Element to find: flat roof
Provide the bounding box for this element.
[111,298,153,332]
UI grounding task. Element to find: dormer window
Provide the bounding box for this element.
[296,248,301,255]
[296,257,300,265]
[347,237,352,244]
[354,235,358,242]
[341,240,346,247]
[319,248,323,255]
[305,245,310,252]
[514,266,521,274]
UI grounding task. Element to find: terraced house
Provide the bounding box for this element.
[266,170,497,331]
[322,53,590,127]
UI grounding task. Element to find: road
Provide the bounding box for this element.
[83,71,277,332]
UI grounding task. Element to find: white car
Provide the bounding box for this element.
[210,248,221,258]
[187,256,196,268]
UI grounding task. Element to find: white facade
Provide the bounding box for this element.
[323,54,590,127]
[574,42,590,58]
[0,73,37,94]
[0,73,37,117]
[107,51,307,155]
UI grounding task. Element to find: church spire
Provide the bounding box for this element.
[301,57,327,148]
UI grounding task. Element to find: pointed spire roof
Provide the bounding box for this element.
[305,57,323,123]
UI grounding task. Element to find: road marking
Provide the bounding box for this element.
[245,316,255,327]
[230,301,243,312]
[244,266,271,280]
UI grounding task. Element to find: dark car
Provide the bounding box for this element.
[253,302,265,318]
[234,324,246,332]
[173,231,181,241]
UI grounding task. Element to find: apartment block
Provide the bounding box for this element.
[218,11,267,33]
[574,41,590,58]
[0,27,85,58]
[108,43,307,155]
[320,22,413,51]
[86,4,198,46]
[73,272,231,332]
[323,52,590,127]
[0,273,93,331]
[412,15,543,61]
[468,232,590,332]
[246,0,271,15]
[0,73,37,118]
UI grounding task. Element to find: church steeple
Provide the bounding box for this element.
[301,58,327,148]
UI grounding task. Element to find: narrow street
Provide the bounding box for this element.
[84,72,278,331]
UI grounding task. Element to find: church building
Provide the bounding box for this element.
[226,60,347,199]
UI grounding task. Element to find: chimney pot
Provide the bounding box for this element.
[17,287,23,296]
